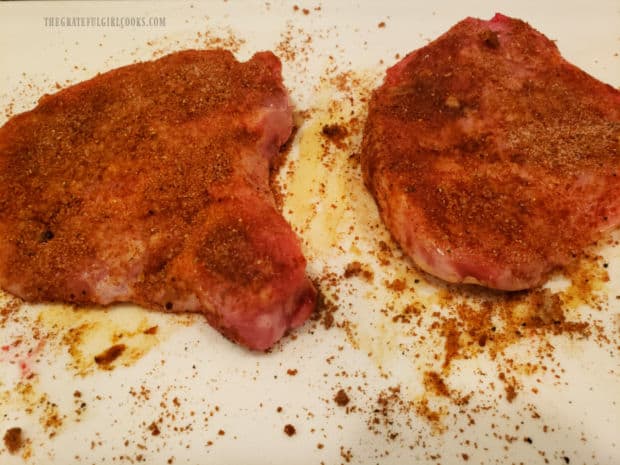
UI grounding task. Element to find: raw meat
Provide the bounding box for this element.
[0,49,316,350]
[361,14,620,290]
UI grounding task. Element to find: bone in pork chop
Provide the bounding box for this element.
[0,49,316,350]
[361,14,620,290]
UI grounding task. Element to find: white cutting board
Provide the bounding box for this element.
[0,1,619,464]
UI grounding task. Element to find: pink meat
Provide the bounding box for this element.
[362,14,620,290]
[0,49,316,350]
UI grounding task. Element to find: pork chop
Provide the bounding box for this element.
[0,49,316,350]
[361,14,620,290]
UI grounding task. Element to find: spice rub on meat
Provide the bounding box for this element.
[0,49,316,350]
[361,14,620,290]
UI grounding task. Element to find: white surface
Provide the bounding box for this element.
[0,1,619,465]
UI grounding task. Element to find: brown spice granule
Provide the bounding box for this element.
[414,398,441,426]
[283,424,296,436]
[340,446,353,462]
[441,319,460,368]
[378,21,386,28]
[321,123,349,149]
[218,429,225,436]
[143,326,158,335]
[423,371,450,398]
[286,368,298,376]
[317,443,324,449]
[343,261,362,278]
[385,278,407,292]
[323,311,335,329]
[334,389,350,406]
[391,304,421,324]
[94,344,126,366]
[498,372,518,402]
[462,453,469,460]
[313,292,338,330]
[3,427,23,454]
[343,261,373,282]
[195,29,246,54]
[505,385,517,402]
[148,422,160,436]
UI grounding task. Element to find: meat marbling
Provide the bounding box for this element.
[0,49,316,350]
[361,14,620,290]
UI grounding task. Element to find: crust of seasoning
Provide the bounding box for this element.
[361,14,620,290]
[0,50,286,303]
[0,49,317,350]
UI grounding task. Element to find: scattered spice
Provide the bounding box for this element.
[423,371,450,398]
[334,389,350,406]
[143,326,158,335]
[313,292,338,330]
[148,422,160,436]
[385,278,407,292]
[343,261,373,282]
[283,424,296,436]
[498,372,518,403]
[321,123,349,149]
[3,427,23,454]
[94,344,126,367]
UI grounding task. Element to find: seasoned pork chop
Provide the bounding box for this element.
[0,49,316,350]
[361,14,620,290]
